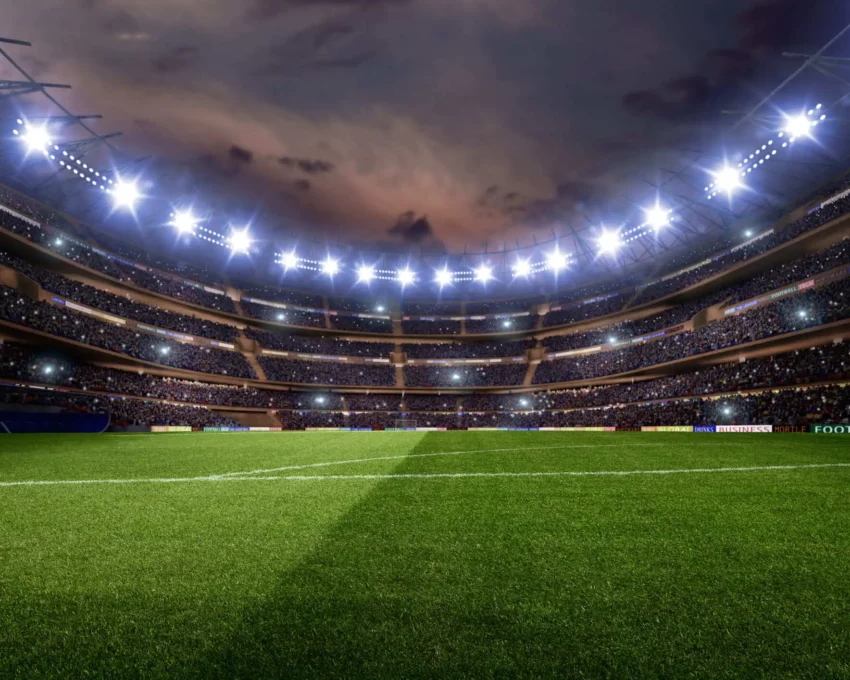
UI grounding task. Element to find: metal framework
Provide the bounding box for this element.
[1,27,850,293]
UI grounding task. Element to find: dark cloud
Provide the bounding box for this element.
[293,179,312,191]
[152,46,199,75]
[278,157,335,174]
[387,211,445,250]
[229,145,254,164]
[621,0,828,122]
[249,0,409,22]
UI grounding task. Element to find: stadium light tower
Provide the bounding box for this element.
[512,258,532,278]
[397,267,416,287]
[357,265,375,284]
[20,124,51,154]
[228,228,251,254]
[644,205,670,231]
[435,268,453,288]
[712,166,742,195]
[281,251,298,270]
[322,257,339,277]
[546,249,569,272]
[170,209,198,235]
[597,228,622,255]
[111,179,141,210]
[474,264,493,283]
[783,114,812,139]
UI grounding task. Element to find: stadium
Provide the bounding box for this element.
[2,3,850,677]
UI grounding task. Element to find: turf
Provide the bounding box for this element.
[1,431,849,678]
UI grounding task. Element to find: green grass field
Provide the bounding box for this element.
[1,431,849,678]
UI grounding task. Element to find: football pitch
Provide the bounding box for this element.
[1,431,849,678]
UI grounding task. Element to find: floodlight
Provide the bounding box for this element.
[502,320,512,328]
[723,407,732,416]
[159,346,170,355]
[281,251,298,270]
[111,179,141,209]
[375,305,385,313]
[170,209,198,235]
[43,366,53,375]
[276,313,286,321]
[712,166,742,195]
[546,249,568,272]
[520,399,528,407]
[597,228,622,255]
[228,228,251,254]
[452,373,461,381]
[513,259,532,277]
[474,264,493,283]
[644,205,670,230]
[54,238,63,246]
[608,336,617,344]
[435,268,453,287]
[321,257,339,276]
[21,125,51,153]
[797,310,807,319]
[316,396,326,404]
[783,114,812,139]
[397,268,415,286]
[358,265,375,283]
[744,230,753,238]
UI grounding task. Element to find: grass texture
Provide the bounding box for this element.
[1,431,849,678]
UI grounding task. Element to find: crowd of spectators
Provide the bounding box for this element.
[534,278,850,384]
[0,250,239,342]
[542,293,627,327]
[401,319,463,335]
[240,284,324,309]
[403,394,459,411]
[403,338,535,359]
[0,385,240,428]
[404,363,529,387]
[276,410,346,429]
[466,298,539,315]
[402,301,462,316]
[329,315,394,333]
[240,300,327,328]
[466,315,537,334]
[0,287,255,378]
[259,356,396,386]
[344,394,404,410]
[247,328,393,357]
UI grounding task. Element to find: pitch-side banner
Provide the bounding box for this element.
[810,424,850,434]
[641,426,693,432]
[151,426,192,433]
[716,425,773,433]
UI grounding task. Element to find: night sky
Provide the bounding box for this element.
[3,0,843,251]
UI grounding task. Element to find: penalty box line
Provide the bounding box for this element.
[1,463,848,488]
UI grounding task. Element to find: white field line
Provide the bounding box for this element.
[1,463,848,488]
[213,442,724,478]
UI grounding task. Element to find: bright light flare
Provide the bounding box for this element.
[111,179,141,210]
[474,264,493,283]
[644,205,670,231]
[357,265,375,283]
[713,166,742,194]
[546,249,569,272]
[170,209,198,235]
[21,124,51,153]
[597,228,622,255]
[435,268,453,287]
[783,114,812,139]
[397,268,415,286]
[281,251,298,270]
[322,257,339,276]
[512,259,532,277]
[227,228,251,254]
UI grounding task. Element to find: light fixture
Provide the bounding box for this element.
[435,268,453,287]
[502,320,512,328]
[723,407,732,416]
[281,251,298,270]
[228,228,251,254]
[520,399,528,407]
[357,265,375,283]
[597,228,622,255]
[159,346,170,355]
[715,166,744,195]
[322,257,339,276]
[452,373,461,381]
[608,336,617,344]
[276,313,286,321]
[170,209,198,235]
[644,205,670,231]
[474,264,493,283]
[744,230,753,238]
[21,124,51,153]
[397,268,415,286]
[111,179,141,210]
[783,114,812,139]
[546,249,568,272]
[513,259,532,277]
[375,305,385,313]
